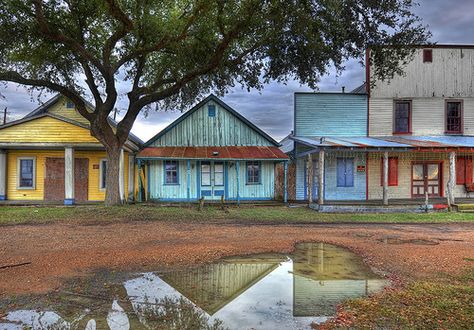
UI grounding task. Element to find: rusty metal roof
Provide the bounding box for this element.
[137,146,289,160]
[291,135,474,149]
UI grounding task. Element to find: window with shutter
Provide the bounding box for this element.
[423,49,433,63]
[456,156,473,185]
[380,157,398,186]
[337,158,354,187]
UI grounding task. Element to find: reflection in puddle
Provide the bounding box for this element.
[0,243,388,330]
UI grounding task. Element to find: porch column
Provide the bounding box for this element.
[307,153,313,204]
[187,159,191,201]
[64,147,75,205]
[236,161,240,205]
[0,150,6,201]
[318,150,325,205]
[119,149,125,202]
[137,159,142,202]
[383,151,389,206]
[283,161,288,204]
[448,151,456,207]
[127,154,135,201]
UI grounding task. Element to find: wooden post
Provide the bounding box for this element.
[236,161,240,205]
[128,154,135,201]
[448,151,456,207]
[0,150,6,201]
[383,151,389,206]
[187,160,191,201]
[283,161,288,203]
[137,159,142,202]
[64,147,75,205]
[307,154,313,204]
[318,150,325,205]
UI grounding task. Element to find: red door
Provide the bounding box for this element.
[412,163,442,198]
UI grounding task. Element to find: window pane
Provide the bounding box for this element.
[101,160,107,189]
[165,161,178,184]
[215,173,224,186]
[394,102,410,133]
[247,162,260,184]
[413,164,424,180]
[446,102,462,133]
[20,159,34,187]
[202,173,211,186]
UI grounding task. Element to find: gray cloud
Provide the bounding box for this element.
[1,0,472,142]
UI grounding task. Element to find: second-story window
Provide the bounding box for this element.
[394,101,411,134]
[446,101,463,134]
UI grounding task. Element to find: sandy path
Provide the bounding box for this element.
[0,221,473,296]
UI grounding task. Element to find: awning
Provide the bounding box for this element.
[291,135,474,151]
[137,146,289,160]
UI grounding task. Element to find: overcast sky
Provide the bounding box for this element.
[1,0,473,142]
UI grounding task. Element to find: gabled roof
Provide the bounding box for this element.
[144,94,280,147]
[350,83,368,94]
[21,94,143,147]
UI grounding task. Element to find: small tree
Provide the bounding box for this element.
[0,0,429,205]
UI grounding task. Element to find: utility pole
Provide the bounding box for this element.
[2,107,9,125]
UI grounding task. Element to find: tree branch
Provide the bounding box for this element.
[0,70,93,121]
[32,0,106,75]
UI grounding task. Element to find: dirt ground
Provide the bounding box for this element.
[0,220,473,296]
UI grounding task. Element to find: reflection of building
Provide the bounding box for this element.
[292,243,387,317]
[160,257,283,315]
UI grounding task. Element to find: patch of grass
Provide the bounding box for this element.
[1,204,474,225]
[321,269,474,329]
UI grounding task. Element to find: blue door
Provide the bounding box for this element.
[200,161,225,200]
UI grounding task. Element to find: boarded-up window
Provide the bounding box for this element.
[423,49,432,63]
[456,156,473,185]
[337,158,354,187]
[394,101,411,134]
[446,101,463,134]
[380,157,398,186]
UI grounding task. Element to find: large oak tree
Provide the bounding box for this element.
[0,0,429,205]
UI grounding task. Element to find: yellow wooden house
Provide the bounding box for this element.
[0,95,142,205]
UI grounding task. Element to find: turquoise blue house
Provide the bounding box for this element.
[292,91,368,202]
[137,95,288,202]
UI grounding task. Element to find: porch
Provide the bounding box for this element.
[291,135,474,208]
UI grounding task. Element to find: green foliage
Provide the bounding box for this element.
[137,296,228,330]
[326,270,474,329]
[0,0,429,110]
[1,205,474,225]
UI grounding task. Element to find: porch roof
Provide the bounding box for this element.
[137,146,289,160]
[291,135,474,150]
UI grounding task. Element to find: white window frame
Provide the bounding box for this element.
[99,158,107,190]
[17,157,36,190]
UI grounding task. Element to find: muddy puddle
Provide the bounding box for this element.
[0,243,388,330]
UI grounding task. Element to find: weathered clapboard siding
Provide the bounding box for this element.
[227,161,275,200]
[367,152,472,200]
[295,93,367,137]
[369,97,474,136]
[294,145,366,201]
[150,100,273,147]
[147,160,198,200]
[371,48,474,98]
[6,150,130,201]
[47,97,90,125]
[0,116,98,144]
[294,277,387,317]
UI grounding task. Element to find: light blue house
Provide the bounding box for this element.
[292,92,368,202]
[137,95,288,202]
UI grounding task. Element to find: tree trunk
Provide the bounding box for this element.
[104,145,123,206]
